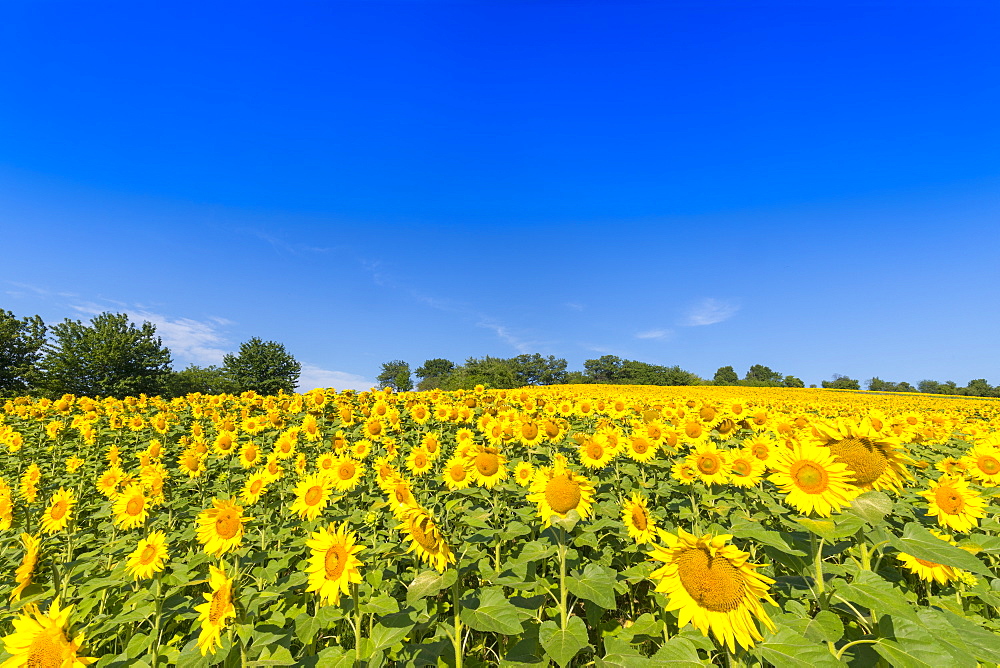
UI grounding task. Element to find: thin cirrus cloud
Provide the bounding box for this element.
[297,363,374,392]
[635,329,672,340]
[683,298,739,326]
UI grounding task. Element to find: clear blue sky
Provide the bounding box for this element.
[2,1,999,390]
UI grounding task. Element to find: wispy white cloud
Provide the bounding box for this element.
[636,329,672,340]
[476,320,536,354]
[243,229,334,255]
[297,364,374,392]
[132,311,231,366]
[683,298,739,326]
[564,302,585,311]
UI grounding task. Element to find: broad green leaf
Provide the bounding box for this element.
[873,637,954,668]
[517,540,557,564]
[754,626,842,668]
[918,609,1000,664]
[846,490,893,524]
[649,636,708,666]
[802,610,844,644]
[834,571,917,622]
[370,612,416,651]
[460,587,524,635]
[887,522,993,578]
[406,570,451,606]
[314,646,354,668]
[361,592,400,615]
[730,519,806,556]
[794,518,836,541]
[539,617,590,668]
[567,563,617,610]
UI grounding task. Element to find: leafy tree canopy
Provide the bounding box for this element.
[223,337,301,395]
[377,360,413,392]
[0,309,47,395]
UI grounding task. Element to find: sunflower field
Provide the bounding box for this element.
[1,386,999,667]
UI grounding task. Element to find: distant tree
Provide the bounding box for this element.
[164,364,240,397]
[713,366,739,385]
[40,312,172,398]
[377,360,413,391]
[867,377,897,392]
[223,337,301,395]
[895,381,916,392]
[0,309,47,395]
[564,370,591,384]
[917,379,942,394]
[509,353,568,385]
[415,358,455,380]
[440,356,519,390]
[821,374,860,390]
[583,355,625,383]
[783,375,805,388]
[965,379,993,397]
[745,364,783,385]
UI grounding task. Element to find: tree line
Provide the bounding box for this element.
[0,308,301,398]
[378,354,1000,397]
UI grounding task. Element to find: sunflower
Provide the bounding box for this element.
[239,441,263,468]
[406,447,434,476]
[622,494,657,544]
[419,432,443,460]
[961,444,1000,485]
[291,473,333,521]
[65,456,85,474]
[11,533,41,601]
[410,403,431,425]
[671,459,697,485]
[113,485,149,530]
[896,530,963,585]
[513,461,535,487]
[95,467,125,497]
[468,446,508,488]
[625,434,659,463]
[935,457,967,476]
[517,419,546,447]
[125,531,169,580]
[921,475,988,533]
[241,471,270,505]
[727,450,767,488]
[0,484,12,531]
[578,436,614,469]
[742,434,778,467]
[305,523,364,605]
[768,444,860,517]
[316,452,337,477]
[648,528,776,651]
[1,598,95,667]
[687,443,730,487]
[194,565,236,655]
[196,498,248,557]
[808,418,913,492]
[386,477,418,517]
[177,450,206,479]
[442,456,472,491]
[331,457,364,492]
[351,438,373,460]
[398,505,454,573]
[40,488,75,534]
[527,455,596,527]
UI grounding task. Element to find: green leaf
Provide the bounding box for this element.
[539,617,590,668]
[802,610,844,644]
[754,626,842,668]
[361,592,400,616]
[295,613,319,645]
[567,563,617,610]
[517,540,557,564]
[873,638,954,668]
[796,514,865,541]
[916,609,1000,664]
[834,571,917,622]
[887,522,993,578]
[730,519,806,556]
[406,570,452,606]
[314,646,354,668]
[370,612,416,651]
[649,636,707,665]
[846,490,893,524]
[460,587,524,635]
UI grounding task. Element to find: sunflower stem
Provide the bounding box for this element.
[557,526,569,631]
[813,535,826,599]
[150,571,163,668]
[452,569,464,668]
[351,581,363,665]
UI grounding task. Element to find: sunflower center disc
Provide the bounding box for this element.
[631,507,648,531]
[127,497,144,516]
[27,632,63,668]
[935,486,964,514]
[752,444,769,460]
[50,501,67,520]
[215,511,240,539]
[697,455,720,475]
[685,424,702,438]
[305,486,323,506]
[677,547,746,613]
[632,439,649,454]
[914,557,942,569]
[522,423,539,440]
[339,463,355,480]
[827,438,888,486]
[325,545,347,579]
[545,474,581,514]
[414,455,427,469]
[410,519,438,551]
[140,544,158,565]
[587,443,604,460]
[978,456,1000,475]
[791,461,829,494]
[733,460,751,476]
[475,453,500,477]
[209,583,230,623]
[250,480,263,494]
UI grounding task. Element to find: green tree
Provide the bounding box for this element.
[782,375,805,388]
[713,365,739,385]
[377,360,413,391]
[40,312,172,398]
[917,379,943,394]
[509,353,568,385]
[821,374,860,390]
[414,358,455,391]
[583,355,624,383]
[0,309,47,395]
[895,381,916,392]
[223,337,301,395]
[964,379,994,397]
[745,364,783,385]
[440,356,519,390]
[164,364,240,397]
[867,377,898,392]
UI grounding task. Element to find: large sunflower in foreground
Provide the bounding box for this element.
[196,498,249,557]
[921,475,987,533]
[808,417,913,492]
[467,446,508,488]
[527,454,596,527]
[1,598,95,667]
[687,443,731,487]
[305,523,364,605]
[960,444,1000,486]
[291,473,333,521]
[11,533,41,602]
[621,493,657,544]
[40,488,74,535]
[398,505,454,573]
[113,484,150,530]
[194,565,236,656]
[125,531,169,580]
[768,444,860,517]
[648,528,776,651]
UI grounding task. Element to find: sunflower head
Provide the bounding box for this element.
[527,456,596,527]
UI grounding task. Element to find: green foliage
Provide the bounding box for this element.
[713,365,739,385]
[0,308,47,395]
[783,375,804,388]
[222,337,301,395]
[822,374,861,390]
[745,364,783,385]
[377,359,413,391]
[414,358,454,390]
[39,312,171,398]
[163,364,240,397]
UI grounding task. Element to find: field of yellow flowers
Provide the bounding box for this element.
[1,385,999,667]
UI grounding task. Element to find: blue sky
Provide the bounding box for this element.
[2,1,999,390]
